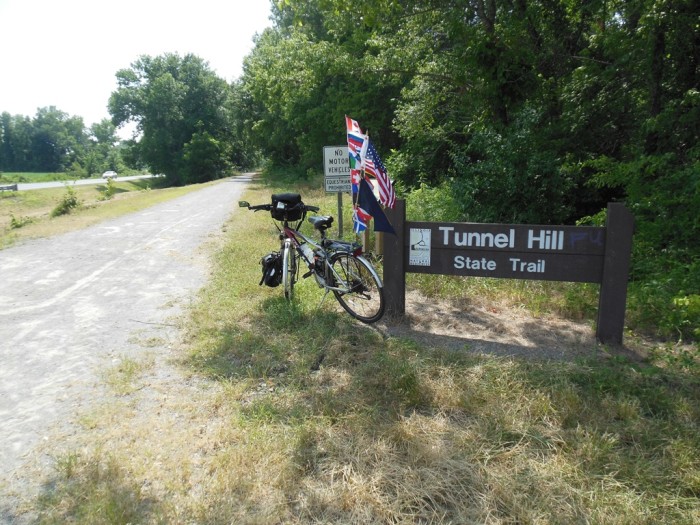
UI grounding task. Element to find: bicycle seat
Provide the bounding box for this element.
[308,215,334,231]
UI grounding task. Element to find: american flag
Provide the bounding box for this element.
[362,139,396,208]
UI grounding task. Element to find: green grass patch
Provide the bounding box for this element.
[103,355,154,396]
[32,174,700,524]
[0,172,70,183]
[0,171,148,183]
[0,178,211,249]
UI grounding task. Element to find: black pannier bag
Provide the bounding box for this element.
[260,252,282,287]
[271,193,303,221]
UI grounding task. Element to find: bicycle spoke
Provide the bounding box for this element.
[330,252,384,323]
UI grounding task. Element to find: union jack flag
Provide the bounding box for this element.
[362,139,396,208]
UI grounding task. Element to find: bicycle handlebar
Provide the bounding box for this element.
[244,202,319,213]
[247,204,272,211]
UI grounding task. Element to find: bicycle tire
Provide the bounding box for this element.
[282,239,296,300]
[330,252,385,323]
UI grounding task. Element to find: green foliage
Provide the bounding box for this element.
[182,128,227,183]
[240,0,700,342]
[405,181,461,222]
[109,53,239,185]
[9,214,33,229]
[0,110,125,176]
[50,185,81,217]
[66,161,87,179]
[26,107,87,172]
[241,22,401,171]
[100,178,117,201]
[449,108,576,224]
[627,251,700,342]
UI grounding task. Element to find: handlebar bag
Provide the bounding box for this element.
[271,193,303,221]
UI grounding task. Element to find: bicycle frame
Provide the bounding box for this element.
[240,196,385,322]
[281,224,368,294]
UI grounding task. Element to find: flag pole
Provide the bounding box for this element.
[359,131,370,250]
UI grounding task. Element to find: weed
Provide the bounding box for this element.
[103,355,152,396]
[50,185,80,217]
[99,178,117,200]
[9,214,33,229]
[36,452,156,524]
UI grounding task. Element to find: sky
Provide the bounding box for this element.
[0,0,273,137]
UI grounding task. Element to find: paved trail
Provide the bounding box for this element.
[0,176,250,517]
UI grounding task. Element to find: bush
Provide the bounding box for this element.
[51,185,81,217]
[405,182,461,222]
[66,162,88,179]
[100,178,116,200]
[10,214,34,229]
[626,246,700,342]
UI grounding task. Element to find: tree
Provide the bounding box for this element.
[0,109,128,175]
[182,126,227,183]
[0,107,89,173]
[30,107,87,172]
[85,119,120,176]
[109,53,234,185]
[241,13,402,172]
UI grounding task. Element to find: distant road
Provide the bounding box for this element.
[16,174,160,191]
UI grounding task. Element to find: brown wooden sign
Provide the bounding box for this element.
[406,222,606,283]
[383,202,634,345]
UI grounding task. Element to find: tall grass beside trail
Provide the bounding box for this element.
[33,174,700,524]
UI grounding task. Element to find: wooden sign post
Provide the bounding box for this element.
[384,201,634,345]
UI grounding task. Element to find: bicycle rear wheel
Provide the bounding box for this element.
[282,239,296,300]
[330,252,384,323]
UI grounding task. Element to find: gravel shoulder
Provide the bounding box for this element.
[0,176,252,521]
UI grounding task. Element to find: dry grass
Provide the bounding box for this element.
[23,177,700,524]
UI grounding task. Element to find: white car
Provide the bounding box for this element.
[102,170,118,180]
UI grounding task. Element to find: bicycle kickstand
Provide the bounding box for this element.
[316,288,331,311]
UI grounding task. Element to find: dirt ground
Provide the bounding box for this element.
[383,289,601,360]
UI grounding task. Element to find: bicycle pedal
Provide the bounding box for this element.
[302,270,313,279]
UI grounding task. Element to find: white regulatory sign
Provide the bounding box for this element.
[323,146,351,193]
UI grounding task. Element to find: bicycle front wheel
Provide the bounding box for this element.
[330,252,385,323]
[282,239,296,300]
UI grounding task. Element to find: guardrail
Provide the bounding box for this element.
[0,184,18,192]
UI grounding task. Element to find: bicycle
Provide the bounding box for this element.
[239,193,385,323]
